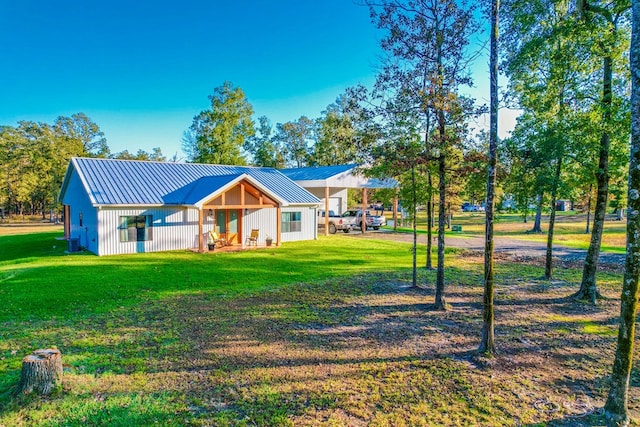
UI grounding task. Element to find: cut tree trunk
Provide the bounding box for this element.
[19,348,63,395]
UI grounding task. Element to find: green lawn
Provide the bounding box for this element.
[391,211,627,253]
[0,228,633,426]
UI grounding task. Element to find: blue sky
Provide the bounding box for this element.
[1,1,514,159]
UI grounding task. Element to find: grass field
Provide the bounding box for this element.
[0,221,634,426]
[395,211,627,254]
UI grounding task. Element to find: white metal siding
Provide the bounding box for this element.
[63,169,99,253]
[281,206,317,242]
[242,208,277,245]
[97,207,214,256]
[305,187,347,214]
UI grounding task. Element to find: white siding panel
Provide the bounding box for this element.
[98,207,214,256]
[63,169,99,253]
[94,204,317,255]
[304,187,347,214]
[242,208,277,245]
[281,206,317,242]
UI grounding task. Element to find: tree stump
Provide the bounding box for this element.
[19,348,63,395]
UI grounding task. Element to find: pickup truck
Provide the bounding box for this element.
[340,209,387,232]
[317,210,349,234]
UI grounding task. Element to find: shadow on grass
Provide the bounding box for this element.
[0,234,629,425]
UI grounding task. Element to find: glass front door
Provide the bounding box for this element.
[215,211,226,234]
[228,210,239,244]
[214,209,240,244]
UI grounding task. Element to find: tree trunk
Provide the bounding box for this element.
[604,4,639,422]
[426,171,434,270]
[545,158,562,280]
[19,348,63,395]
[576,55,612,303]
[586,183,592,234]
[434,150,447,310]
[411,167,418,288]
[480,0,499,355]
[531,193,543,233]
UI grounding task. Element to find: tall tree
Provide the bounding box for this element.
[111,147,166,161]
[604,0,639,420]
[311,95,360,166]
[575,0,631,303]
[501,0,596,279]
[183,81,255,165]
[274,116,315,168]
[54,113,109,158]
[369,90,428,288]
[244,116,285,168]
[480,0,499,355]
[368,0,479,310]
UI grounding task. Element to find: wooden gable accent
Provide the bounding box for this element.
[202,179,279,209]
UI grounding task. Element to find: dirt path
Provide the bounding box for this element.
[343,230,625,272]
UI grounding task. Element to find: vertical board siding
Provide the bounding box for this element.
[98,207,213,256]
[305,188,347,214]
[62,169,99,253]
[95,204,317,256]
[242,208,276,245]
[281,206,317,242]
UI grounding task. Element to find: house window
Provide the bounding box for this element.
[281,211,301,233]
[79,212,83,227]
[119,215,153,242]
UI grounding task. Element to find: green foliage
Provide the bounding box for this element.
[243,116,285,168]
[183,81,255,165]
[310,91,376,166]
[273,116,315,168]
[111,147,166,162]
[0,114,107,217]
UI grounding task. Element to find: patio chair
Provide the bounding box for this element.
[245,229,259,246]
[208,231,227,249]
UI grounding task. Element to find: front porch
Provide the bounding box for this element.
[192,239,278,254]
[194,175,284,253]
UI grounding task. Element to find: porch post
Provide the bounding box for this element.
[361,188,367,234]
[324,185,330,236]
[276,206,282,246]
[198,208,204,252]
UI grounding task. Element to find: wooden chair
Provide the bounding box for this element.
[209,231,227,248]
[245,229,259,246]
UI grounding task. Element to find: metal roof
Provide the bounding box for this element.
[61,158,320,206]
[280,164,357,181]
[280,164,398,189]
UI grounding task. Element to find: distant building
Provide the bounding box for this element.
[555,200,572,211]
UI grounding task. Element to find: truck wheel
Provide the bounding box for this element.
[373,227,379,230]
[343,228,350,233]
[329,223,337,234]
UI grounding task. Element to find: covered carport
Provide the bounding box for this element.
[280,164,399,236]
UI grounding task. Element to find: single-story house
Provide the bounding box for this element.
[59,157,320,256]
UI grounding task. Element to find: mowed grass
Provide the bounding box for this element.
[394,211,627,253]
[0,227,634,426]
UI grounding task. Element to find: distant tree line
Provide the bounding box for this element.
[0,113,167,218]
[182,80,373,169]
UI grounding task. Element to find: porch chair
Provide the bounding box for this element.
[209,231,227,248]
[245,229,259,246]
